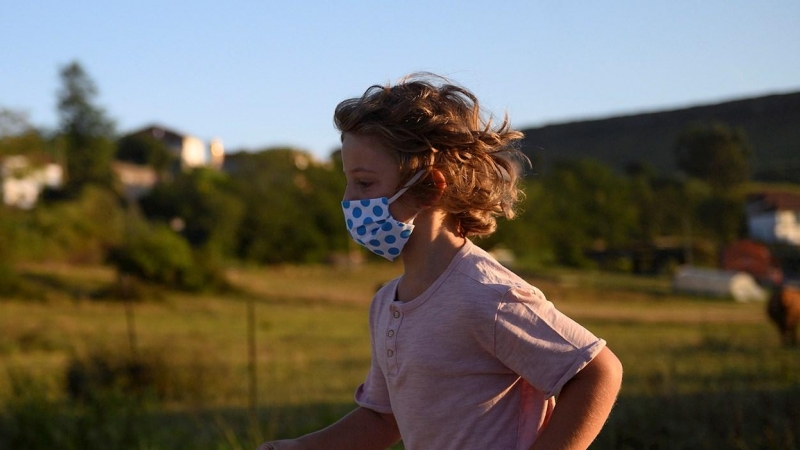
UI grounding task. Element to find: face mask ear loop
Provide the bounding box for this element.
[387,170,426,204]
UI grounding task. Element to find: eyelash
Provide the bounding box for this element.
[346,180,373,189]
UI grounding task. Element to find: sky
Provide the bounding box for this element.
[2,1,799,160]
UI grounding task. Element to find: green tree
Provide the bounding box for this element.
[481,159,643,270]
[139,168,244,259]
[482,178,557,269]
[116,134,172,173]
[527,159,638,267]
[695,193,746,246]
[57,61,116,194]
[674,122,751,191]
[0,108,51,162]
[226,148,348,264]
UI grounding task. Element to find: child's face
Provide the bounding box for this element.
[341,133,402,202]
[341,132,416,222]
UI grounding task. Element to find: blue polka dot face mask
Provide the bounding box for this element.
[341,171,425,261]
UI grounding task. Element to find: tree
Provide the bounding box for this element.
[674,122,751,191]
[139,168,245,259]
[108,220,219,291]
[116,134,173,173]
[57,61,116,194]
[226,148,348,263]
[0,108,50,161]
[0,108,33,138]
[534,159,637,267]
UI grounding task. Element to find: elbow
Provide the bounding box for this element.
[588,346,623,395]
[602,347,624,395]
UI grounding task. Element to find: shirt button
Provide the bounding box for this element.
[387,350,394,357]
[393,311,401,318]
[387,330,395,337]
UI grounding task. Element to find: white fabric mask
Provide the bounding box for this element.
[341,171,425,261]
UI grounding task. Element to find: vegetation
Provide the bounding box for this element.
[115,134,172,173]
[0,263,798,449]
[675,122,751,192]
[57,61,116,195]
[519,91,800,183]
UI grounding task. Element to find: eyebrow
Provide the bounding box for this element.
[345,167,379,175]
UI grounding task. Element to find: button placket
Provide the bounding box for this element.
[385,306,402,375]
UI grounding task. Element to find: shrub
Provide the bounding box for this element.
[65,350,165,402]
[64,346,229,405]
[108,223,229,292]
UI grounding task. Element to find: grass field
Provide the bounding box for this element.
[1,262,798,449]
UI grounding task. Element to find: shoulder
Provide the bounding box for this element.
[438,242,548,322]
[452,241,533,298]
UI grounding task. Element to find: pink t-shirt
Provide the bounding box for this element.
[355,240,606,450]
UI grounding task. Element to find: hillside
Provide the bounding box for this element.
[519,91,800,182]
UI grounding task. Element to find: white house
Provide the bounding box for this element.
[1,156,63,209]
[111,161,158,200]
[746,192,800,246]
[128,125,224,171]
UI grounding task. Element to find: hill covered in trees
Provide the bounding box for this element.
[519,91,800,183]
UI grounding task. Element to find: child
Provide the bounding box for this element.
[258,73,623,450]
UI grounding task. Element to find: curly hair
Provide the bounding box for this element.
[334,73,528,238]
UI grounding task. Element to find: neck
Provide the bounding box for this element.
[396,211,466,302]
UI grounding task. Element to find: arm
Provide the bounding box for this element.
[529,346,623,450]
[257,406,401,450]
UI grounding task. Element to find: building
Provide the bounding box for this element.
[1,155,63,209]
[127,124,224,171]
[111,161,158,200]
[746,192,800,246]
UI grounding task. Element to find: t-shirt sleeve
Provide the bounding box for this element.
[493,287,606,398]
[354,362,393,414]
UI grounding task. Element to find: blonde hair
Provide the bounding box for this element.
[334,73,528,238]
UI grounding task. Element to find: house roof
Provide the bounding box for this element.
[747,191,800,213]
[128,124,188,142]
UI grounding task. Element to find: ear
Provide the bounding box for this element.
[425,169,447,206]
[429,169,447,190]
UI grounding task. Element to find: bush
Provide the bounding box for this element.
[64,346,230,405]
[108,223,228,292]
[65,349,171,402]
[0,186,126,264]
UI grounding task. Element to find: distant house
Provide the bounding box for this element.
[746,192,800,246]
[127,124,225,171]
[1,155,63,209]
[111,161,158,200]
